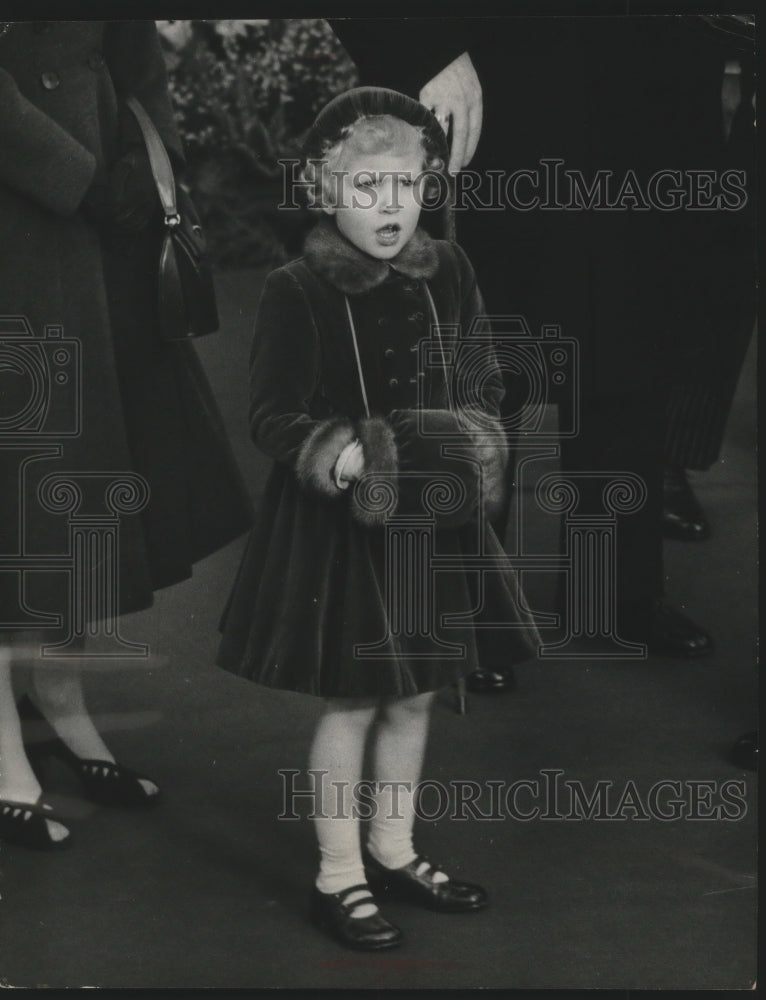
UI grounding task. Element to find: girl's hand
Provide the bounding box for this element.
[335,440,365,487]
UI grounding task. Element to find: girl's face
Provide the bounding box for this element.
[323,148,425,260]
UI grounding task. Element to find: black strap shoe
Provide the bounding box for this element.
[364,851,488,913]
[309,884,403,951]
[19,695,160,808]
[662,467,711,541]
[464,667,516,694]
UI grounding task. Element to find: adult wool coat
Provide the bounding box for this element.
[0,21,252,636]
[330,16,755,396]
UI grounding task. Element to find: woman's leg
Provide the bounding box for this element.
[367,691,445,877]
[30,664,115,763]
[309,696,379,915]
[30,664,159,798]
[0,649,68,841]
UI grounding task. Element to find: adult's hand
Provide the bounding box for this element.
[419,52,483,174]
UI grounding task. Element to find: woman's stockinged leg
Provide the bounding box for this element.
[30,664,159,800]
[309,696,379,916]
[0,649,68,842]
[367,691,446,877]
[31,665,116,763]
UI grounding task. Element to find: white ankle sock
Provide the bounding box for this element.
[367,781,446,880]
[314,826,377,918]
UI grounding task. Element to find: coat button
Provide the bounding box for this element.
[388,378,399,389]
[384,348,395,359]
[87,52,105,71]
[377,317,388,327]
[40,71,60,90]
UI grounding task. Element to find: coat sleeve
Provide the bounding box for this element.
[249,268,356,500]
[103,20,184,165]
[0,68,97,216]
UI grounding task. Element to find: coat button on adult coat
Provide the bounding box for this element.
[40,71,60,90]
[389,377,399,389]
[384,348,395,359]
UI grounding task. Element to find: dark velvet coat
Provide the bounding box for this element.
[217,219,540,697]
[0,21,252,635]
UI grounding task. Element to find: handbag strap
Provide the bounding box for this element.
[344,281,452,419]
[125,96,179,226]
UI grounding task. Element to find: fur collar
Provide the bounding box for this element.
[303,216,439,295]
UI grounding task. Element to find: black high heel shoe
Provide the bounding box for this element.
[0,796,72,850]
[18,695,161,808]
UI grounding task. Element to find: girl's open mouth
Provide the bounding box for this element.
[375,223,401,246]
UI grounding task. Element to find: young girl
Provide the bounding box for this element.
[218,87,539,951]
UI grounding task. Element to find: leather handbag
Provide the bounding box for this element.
[126,96,219,342]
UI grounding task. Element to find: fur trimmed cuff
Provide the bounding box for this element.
[295,417,357,499]
[351,416,399,527]
[458,409,509,518]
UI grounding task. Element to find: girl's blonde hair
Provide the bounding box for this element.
[301,114,446,210]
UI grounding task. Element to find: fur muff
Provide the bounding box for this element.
[295,417,357,498]
[457,409,509,518]
[351,415,399,527]
[303,216,439,295]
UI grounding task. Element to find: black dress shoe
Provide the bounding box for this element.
[309,884,403,951]
[662,467,711,541]
[465,667,516,695]
[364,852,488,913]
[19,695,160,808]
[0,796,72,850]
[622,601,713,659]
[731,731,758,771]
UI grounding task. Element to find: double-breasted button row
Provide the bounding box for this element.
[40,52,104,90]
